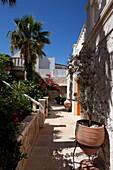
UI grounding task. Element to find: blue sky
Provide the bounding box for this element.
[0,0,87,65]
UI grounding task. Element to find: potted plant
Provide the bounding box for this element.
[55,96,61,104]
[64,98,72,111]
[60,96,66,105]
[73,45,107,156]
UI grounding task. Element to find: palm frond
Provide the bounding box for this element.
[40,31,51,37]
[1,0,16,7]
[8,15,51,72]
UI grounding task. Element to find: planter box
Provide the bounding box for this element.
[16,110,39,170]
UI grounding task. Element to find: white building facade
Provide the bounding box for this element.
[11,51,67,78]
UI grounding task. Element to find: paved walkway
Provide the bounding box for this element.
[24,103,102,170]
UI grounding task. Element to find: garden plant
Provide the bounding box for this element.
[72,45,109,126]
[0,81,31,169]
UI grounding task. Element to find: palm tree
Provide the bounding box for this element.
[8,15,51,80]
[1,0,16,7]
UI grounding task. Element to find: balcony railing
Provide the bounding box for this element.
[11,57,67,77]
[12,57,24,69]
[37,69,67,77]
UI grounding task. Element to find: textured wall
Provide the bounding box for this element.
[48,86,67,101]
[85,1,113,168]
[16,111,39,170]
[70,0,113,168]
[39,57,55,69]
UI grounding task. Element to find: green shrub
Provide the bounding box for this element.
[0,82,32,169]
[60,96,66,104]
[0,93,28,169]
[55,96,61,102]
[0,53,13,71]
[23,81,44,100]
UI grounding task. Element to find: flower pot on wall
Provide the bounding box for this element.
[75,119,105,156]
[6,66,11,71]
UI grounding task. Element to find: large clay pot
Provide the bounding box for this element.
[64,99,71,110]
[75,119,105,156]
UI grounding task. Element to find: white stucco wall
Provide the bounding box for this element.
[12,50,22,58]
[38,57,55,69]
[68,0,113,168]
[39,57,50,69]
[73,24,86,56]
[85,0,107,39]
[48,57,55,69]
[85,0,113,168]
[35,57,39,70]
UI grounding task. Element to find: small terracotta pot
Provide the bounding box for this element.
[64,99,71,110]
[6,66,11,71]
[75,119,105,156]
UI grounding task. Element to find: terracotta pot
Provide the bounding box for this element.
[6,66,11,71]
[64,99,71,110]
[75,119,105,156]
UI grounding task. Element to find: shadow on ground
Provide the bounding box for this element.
[25,102,106,170]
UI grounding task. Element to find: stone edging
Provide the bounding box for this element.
[16,110,40,170]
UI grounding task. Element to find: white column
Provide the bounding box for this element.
[38,99,46,128]
[33,102,36,109]
[43,96,49,118]
[67,74,71,99]
[72,75,77,115]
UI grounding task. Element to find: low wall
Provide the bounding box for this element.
[16,110,39,170]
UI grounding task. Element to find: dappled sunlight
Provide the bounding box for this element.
[24,102,106,169]
[25,103,79,169]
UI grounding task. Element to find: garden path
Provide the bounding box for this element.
[24,102,103,170]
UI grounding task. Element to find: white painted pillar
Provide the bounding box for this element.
[43,96,49,118]
[67,74,71,99]
[72,75,77,115]
[38,99,46,128]
[33,102,36,109]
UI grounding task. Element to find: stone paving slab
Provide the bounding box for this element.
[24,103,103,170]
